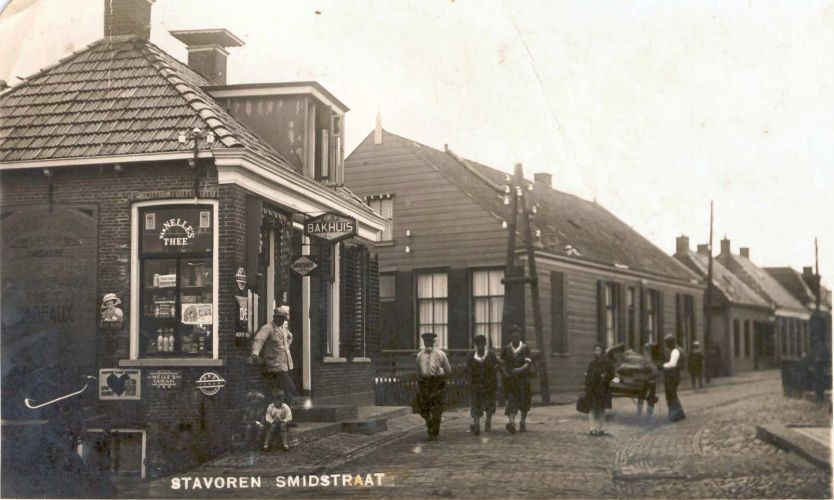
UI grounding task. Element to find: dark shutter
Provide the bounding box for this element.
[367,254,381,357]
[550,271,566,354]
[245,197,263,290]
[597,280,606,347]
[617,283,627,345]
[657,291,666,340]
[447,268,470,350]
[396,271,415,349]
[639,287,648,347]
[339,243,366,359]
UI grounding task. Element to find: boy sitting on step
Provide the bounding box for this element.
[263,390,293,451]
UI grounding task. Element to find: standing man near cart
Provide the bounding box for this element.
[415,332,452,441]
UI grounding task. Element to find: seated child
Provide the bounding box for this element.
[263,390,293,451]
[242,390,265,448]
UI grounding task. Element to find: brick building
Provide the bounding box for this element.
[673,236,773,375]
[0,0,387,478]
[344,125,705,393]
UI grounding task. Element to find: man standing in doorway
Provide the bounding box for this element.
[249,306,298,399]
[415,332,452,441]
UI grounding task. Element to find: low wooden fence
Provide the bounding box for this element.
[374,364,470,407]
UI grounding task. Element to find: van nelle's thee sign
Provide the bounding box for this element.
[141,206,212,254]
[305,213,356,243]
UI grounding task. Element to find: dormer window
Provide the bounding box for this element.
[366,194,393,241]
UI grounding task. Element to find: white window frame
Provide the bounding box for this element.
[471,269,504,349]
[417,271,448,349]
[366,194,393,242]
[127,199,220,364]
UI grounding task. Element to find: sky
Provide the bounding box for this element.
[1,0,832,288]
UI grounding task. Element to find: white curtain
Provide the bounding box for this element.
[418,272,448,348]
[472,270,504,348]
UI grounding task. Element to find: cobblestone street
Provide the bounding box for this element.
[143,371,831,499]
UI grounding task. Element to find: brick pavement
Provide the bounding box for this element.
[127,372,832,498]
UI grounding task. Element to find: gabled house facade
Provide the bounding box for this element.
[716,239,810,363]
[673,236,773,375]
[344,126,705,392]
[765,266,832,355]
[0,0,387,478]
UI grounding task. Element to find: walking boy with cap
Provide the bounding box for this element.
[415,332,452,440]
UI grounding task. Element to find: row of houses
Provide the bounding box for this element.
[343,125,832,389]
[0,0,829,481]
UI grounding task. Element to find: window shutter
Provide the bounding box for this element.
[447,268,469,350]
[617,283,627,345]
[597,281,606,347]
[396,271,415,348]
[245,197,263,290]
[639,287,648,347]
[367,253,381,357]
[550,271,567,354]
[657,291,666,340]
[339,243,365,359]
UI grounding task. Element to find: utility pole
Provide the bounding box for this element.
[500,163,551,404]
[705,201,714,383]
[500,164,522,349]
[815,237,821,313]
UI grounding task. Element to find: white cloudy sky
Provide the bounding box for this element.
[2,0,833,287]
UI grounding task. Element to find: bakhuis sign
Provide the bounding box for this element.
[304,213,356,243]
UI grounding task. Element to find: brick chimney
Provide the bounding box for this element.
[374,112,383,145]
[534,172,552,187]
[675,235,690,255]
[104,0,154,39]
[696,243,710,256]
[739,247,750,259]
[170,29,244,85]
[803,266,814,278]
[720,237,732,256]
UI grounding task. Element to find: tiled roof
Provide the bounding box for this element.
[717,253,807,313]
[675,251,770,308]
[0,36,290,167]
[384,130,698,282]
[764,267,820,309]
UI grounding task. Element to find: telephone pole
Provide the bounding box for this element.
[705,201,714,383]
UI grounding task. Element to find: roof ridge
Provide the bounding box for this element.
[134,39,242,148]
[443,146,504,193]
[1,38,111,98]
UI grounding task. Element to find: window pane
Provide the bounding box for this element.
[140,259,177,356]
[179,258,213,355]
[417,274,433,298]
[489,270,504,296]
[474,298,489,323]
[473,271,489,297]
[433,273,447,298]
[419,301,433,325]
[380,274,395,301]
[489,297,503,323]
[433,300,447,326]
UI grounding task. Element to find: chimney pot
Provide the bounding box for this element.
[739,247,750,258]
[169,29,244,85]
[675,235,690,255]
[534,172,552,187]
[104,0,154,40]
[803,266,814,277]
[373,112,382,144]
[696,243,710,256]
[720,237,731,255]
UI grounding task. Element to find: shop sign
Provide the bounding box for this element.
[196,371,226,396]
[148,369,182,390]
[99,369,141,400]
[305,213,356,242]
[234,267,247,292]
[141,206,213,254]
[291,255,318,276]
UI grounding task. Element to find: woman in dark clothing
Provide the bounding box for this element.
[466,334,499,435]
[584,343,615,436]
[501,325,533,434]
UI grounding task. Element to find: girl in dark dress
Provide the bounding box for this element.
[584,343,615,436]
[466,334,499,435]
[501,326,533,434]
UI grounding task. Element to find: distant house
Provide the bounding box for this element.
[716,240,810,362]
[673,237,773,375]
[344,125,704,392]
[765,266,832,353]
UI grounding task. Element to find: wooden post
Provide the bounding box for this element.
[500,164,523,348]
[815,237,821,313]
[520,178,551,404]
[705,201,714,383]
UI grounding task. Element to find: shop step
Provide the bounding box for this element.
[290,404,358,422]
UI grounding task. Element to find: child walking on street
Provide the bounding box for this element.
[263,390,293,451]
[467,334,499,436]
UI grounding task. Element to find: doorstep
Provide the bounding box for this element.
[756,424,831,471]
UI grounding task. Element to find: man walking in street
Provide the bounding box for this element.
[249,306,298,399]
[663,333,686,422]
[466,334,499,436]
[688,340,705,391]
[415,332,452,441]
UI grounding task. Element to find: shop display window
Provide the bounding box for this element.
[138,205,213,357]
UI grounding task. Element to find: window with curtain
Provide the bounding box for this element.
[366,195,394,241]
[417,272,448,349]
[603,282,619,348]
[627,287,636,349]
[644,289,660,344]
[743,320,751,357]
[472,269,504,349]
[733,319,741,358]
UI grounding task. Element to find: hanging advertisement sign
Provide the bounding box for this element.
[304,213,356,243]
[291,255,318,276]
[99,369,141,400]
[234,267,247,292]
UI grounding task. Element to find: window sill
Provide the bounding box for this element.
[375,240,395,247]
[119,358,224,368]
[321,357,372,364]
